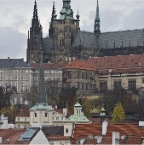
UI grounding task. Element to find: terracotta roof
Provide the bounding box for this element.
[48,136,70,140]
[72,123,144,144]
[62,60,96,71]
[89,118,111,124]
[89,54,144,73]
[0,129,24,144]
[16,108,30,117]
[32,61,68,69]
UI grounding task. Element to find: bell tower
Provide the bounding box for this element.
[49,0,80,63]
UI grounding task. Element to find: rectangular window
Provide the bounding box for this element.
[45,113,47,117]
[128,80,136,91]
[99,81,107,92]
[114,81,121,90]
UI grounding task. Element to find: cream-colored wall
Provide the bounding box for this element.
[49,139,70,145]
[15,116,30,128]
[98,73,144,90]
[30,110,53,126]
[64,123,73,137]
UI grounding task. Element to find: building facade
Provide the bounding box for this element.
[0,58,32,94]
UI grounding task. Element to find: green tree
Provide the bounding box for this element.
[111,101,126,123]
[82,97,91,117]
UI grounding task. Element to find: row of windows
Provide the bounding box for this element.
[63,71,94,79]
[34,113,64,120]
[0,75,29,80]
[99,80,137,92]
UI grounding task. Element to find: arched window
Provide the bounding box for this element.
[34,113,37,117]
[66,128,68,133]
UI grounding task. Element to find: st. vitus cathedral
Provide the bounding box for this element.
[27,0,144,64]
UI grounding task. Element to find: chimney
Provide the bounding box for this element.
[102,121,108,135]
[0,137,2,144]
[112,132,120,145]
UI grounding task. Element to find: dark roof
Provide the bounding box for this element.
[72,31,96,49]
[42,126,64,136]
[100,29,144,49]
[0,59,30,68]
[43,37,52,54]
[72,29,144,50]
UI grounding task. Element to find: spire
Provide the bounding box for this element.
[32,0,41,32]
[52,2,57,20]
[94,0,100,37]
[37,51,47,104]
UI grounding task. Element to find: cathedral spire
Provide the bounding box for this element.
[37,51,47,104]
[32,0,40,32]
[94,0,100,37]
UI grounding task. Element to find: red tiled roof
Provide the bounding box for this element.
[89,54,144,73]
[48,136,70,140]
[16,108,30,117]
[0,129,24,144]
[62,60,96,71]
[32,61,68,69]
[72,123,144,144]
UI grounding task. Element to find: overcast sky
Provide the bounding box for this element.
[0,0,144,60]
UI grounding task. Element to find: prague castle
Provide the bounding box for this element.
[26,0,144,64]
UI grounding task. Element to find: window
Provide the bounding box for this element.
[114,81,121,90]
[66,128,68,133]
[21,75,24,80]
[45,113,47,117]
[25,118,27,121]
[34,113,37,117]
[128,80,136,91]
[18,118,20,121]
[56,117,59,120]
[99,82,107,92]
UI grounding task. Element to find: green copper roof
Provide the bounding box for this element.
[30,103,53,111]
[95,0,100,21]
[59,0,74,20]
[68,102,90,123]
[68,114,90,122]
[74,102,81,107]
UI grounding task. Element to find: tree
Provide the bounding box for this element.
[81,97,91,117]
[111,101,126,123]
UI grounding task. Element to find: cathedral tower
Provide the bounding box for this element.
[49,0,80,63]
[27,0,43,64]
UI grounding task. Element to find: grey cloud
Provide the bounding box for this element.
[0,27,26,59]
